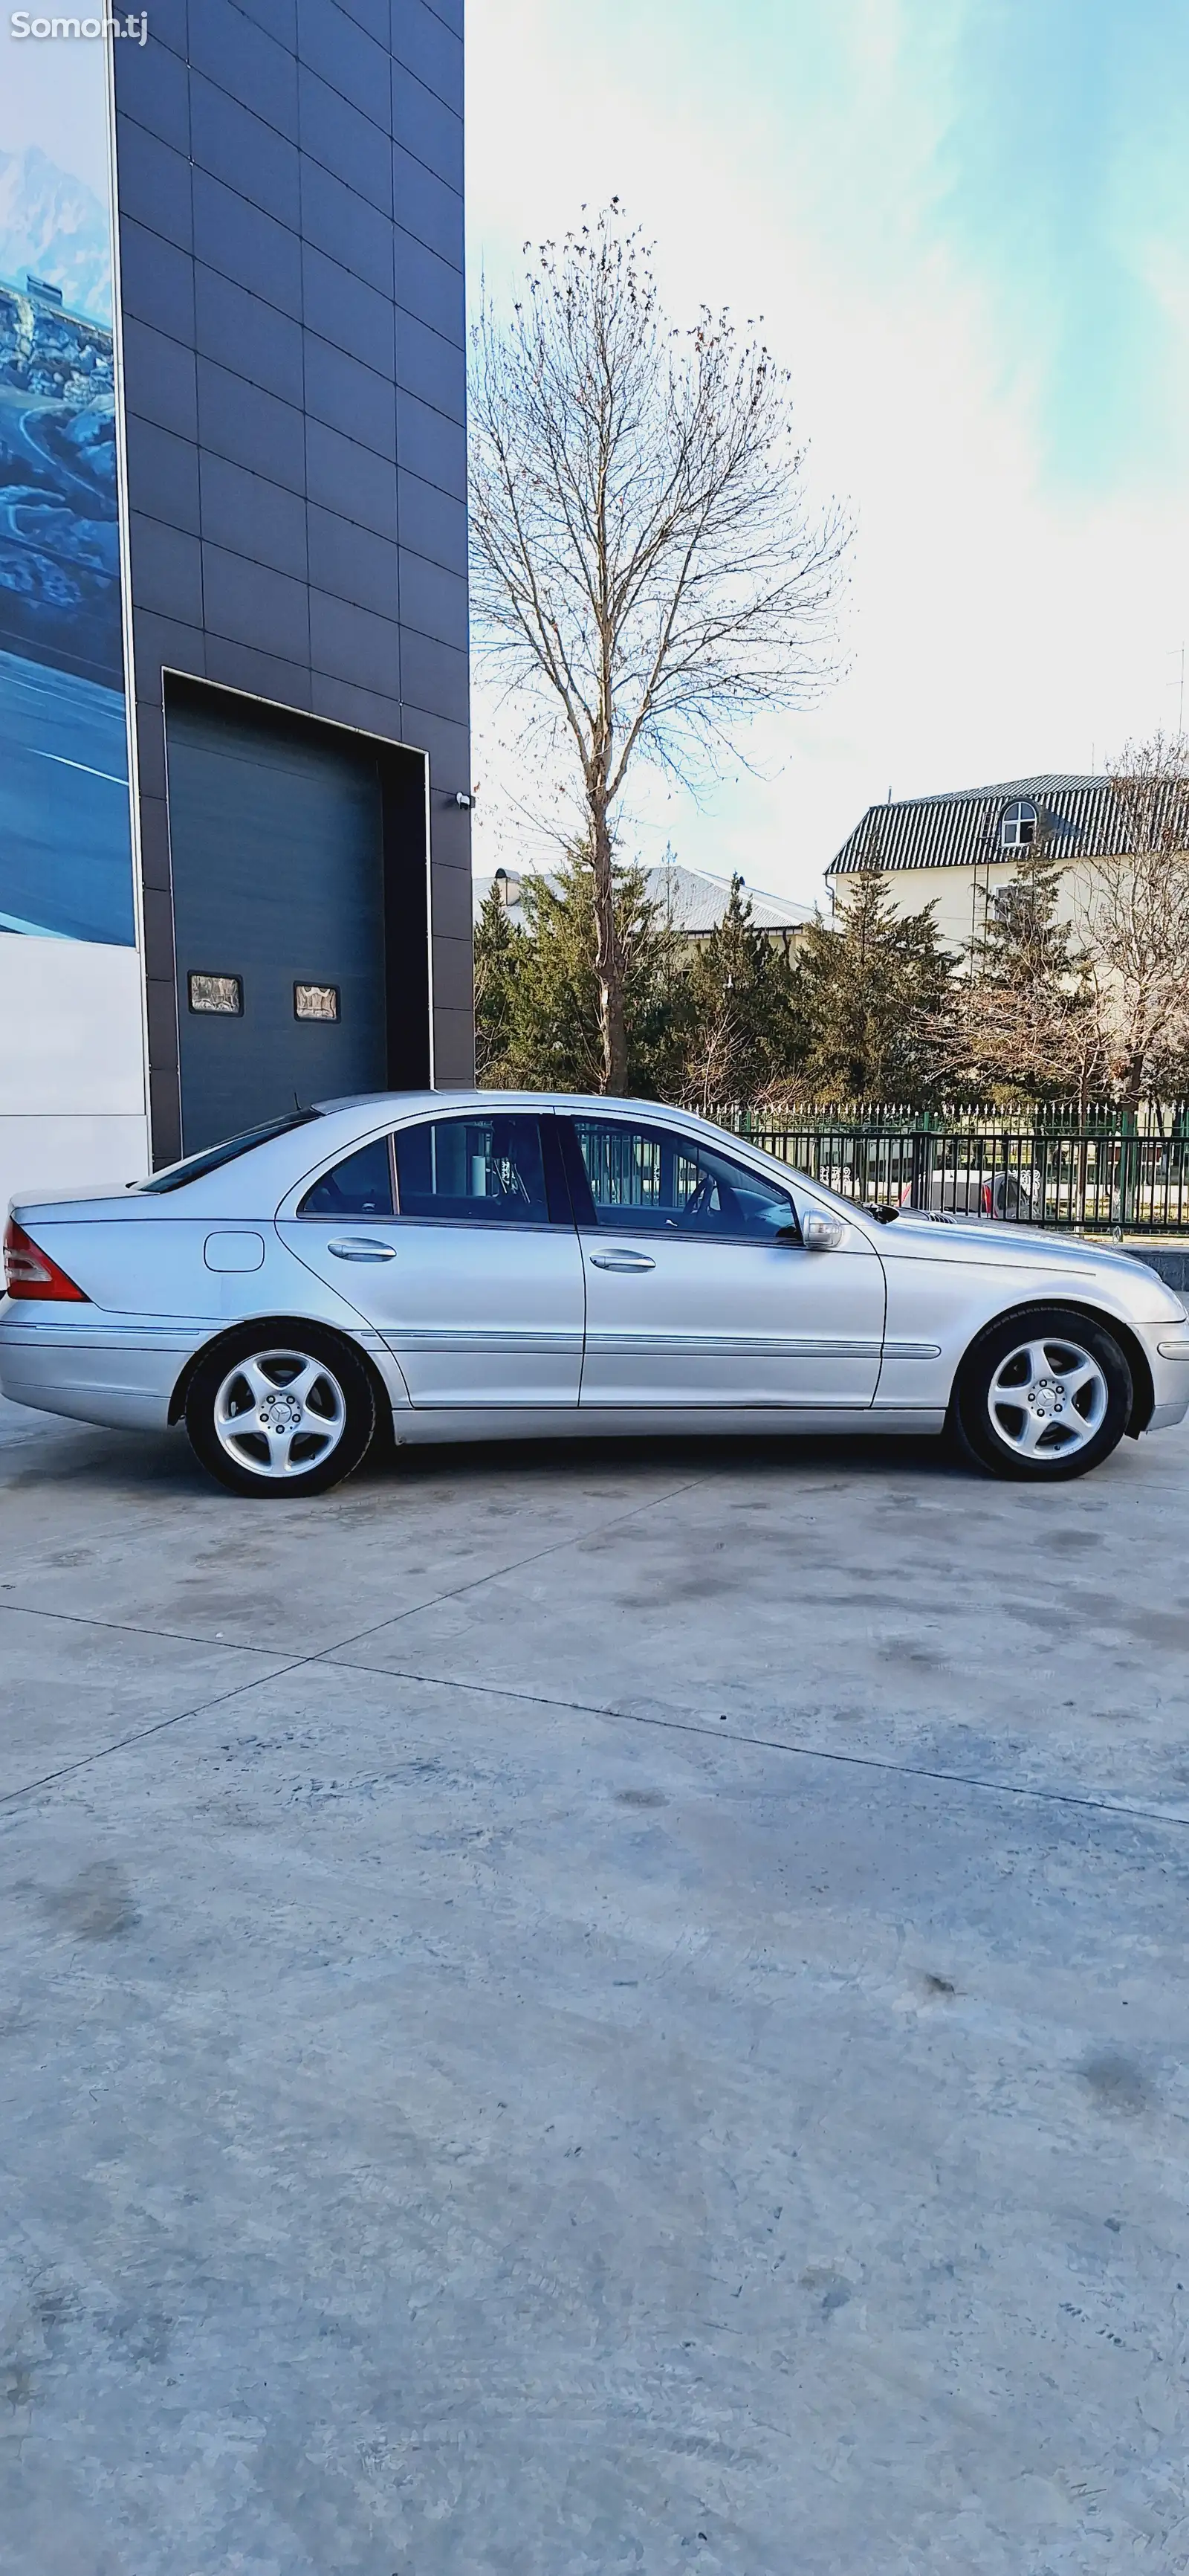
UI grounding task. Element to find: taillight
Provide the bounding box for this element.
[2,1218,88,1302]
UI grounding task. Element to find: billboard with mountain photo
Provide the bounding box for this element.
[0,31,135,946]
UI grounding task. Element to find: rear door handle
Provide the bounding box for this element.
[328,1237,398,1262]
[589,1250,656,1272]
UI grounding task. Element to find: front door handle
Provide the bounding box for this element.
[328,1237,398,1262]
[589,1250,656,1272]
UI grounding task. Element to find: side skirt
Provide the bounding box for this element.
[389,1404,948,1446]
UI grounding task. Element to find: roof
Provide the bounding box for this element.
[827,775,1132,877]
[473,862,812,934]
[915,772,1107,801]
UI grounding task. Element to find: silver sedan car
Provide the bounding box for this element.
[3,1092,1188,1495]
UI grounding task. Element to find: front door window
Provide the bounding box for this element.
[571,1118,796,1239]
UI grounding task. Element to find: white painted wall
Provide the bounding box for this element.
[0,934,149,1213]
[832,857,1092,955]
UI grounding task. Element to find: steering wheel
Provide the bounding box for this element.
[678,1169,738,1229]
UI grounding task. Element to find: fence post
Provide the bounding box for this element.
[1115,1113,1139,1233]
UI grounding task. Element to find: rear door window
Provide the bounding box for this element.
[299,1137,394,1217]
[395,1115,552,1223]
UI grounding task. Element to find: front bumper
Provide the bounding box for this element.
[1143,1329,1189,1433]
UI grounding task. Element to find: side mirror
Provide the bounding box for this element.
[801,1210,846,1253]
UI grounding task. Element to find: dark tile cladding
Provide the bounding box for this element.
[113,7,472,1120]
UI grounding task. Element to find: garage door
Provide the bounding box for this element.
[166,694,387,1154]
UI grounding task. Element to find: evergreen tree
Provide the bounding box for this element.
[791,869,952,1103]
[952,830,1106,1105]
[476,849,691,1098]
[975,835,1081,992]
[473,881,526,1084]
[680,875,801,1110]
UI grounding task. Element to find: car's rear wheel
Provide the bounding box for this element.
[953,1305,1132,1482]
[185,1325,376,1497]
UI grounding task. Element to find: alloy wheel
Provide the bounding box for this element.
[212,1347,348,1480]
[985,1333,1109,1461]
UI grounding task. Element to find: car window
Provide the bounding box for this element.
[140,1109,322,1193]
[299,1137,394,1218]
[394,1115,551,1224]
[570,1119,797,1240]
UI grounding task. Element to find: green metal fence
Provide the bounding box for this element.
[716,1106,1189,1234]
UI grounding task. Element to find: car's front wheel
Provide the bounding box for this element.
[953,1305,1132,1481]
[184,1325,377,1497]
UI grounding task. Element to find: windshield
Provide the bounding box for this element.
[137,1110,321,1195]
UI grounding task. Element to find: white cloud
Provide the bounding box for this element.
[467,0,1189,907]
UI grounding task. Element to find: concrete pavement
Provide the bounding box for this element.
[2,1394,1189,2573]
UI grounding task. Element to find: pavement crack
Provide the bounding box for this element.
[0,1658,312,1808]
[308,1476,702,1662]
[6,1474,1179,1831]
[315,1653,1189,1829]
[0,1480,699,1808]
[0,1599,288,1652]
[0,1480,699,1663]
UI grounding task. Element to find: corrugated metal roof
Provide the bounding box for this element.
[827,775,1137,876]
[473,864,812,934]
[919,772,1107,802]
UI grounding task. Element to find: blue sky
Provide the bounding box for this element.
[939,0,1189,488]
[467,0,1189,903]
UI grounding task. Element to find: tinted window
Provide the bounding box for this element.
[139,1110,321,1194]
[299,1137,394,1217]
[395,1116,549,1223]
[571,1120,797,1240]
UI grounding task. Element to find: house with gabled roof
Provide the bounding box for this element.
[475,861,812,956]
[826,774,1133,953]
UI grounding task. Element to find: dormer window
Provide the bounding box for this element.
[1000,798,1037,850]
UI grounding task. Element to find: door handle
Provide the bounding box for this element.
[328,1237,398,1262]
[589,1250,656,1272]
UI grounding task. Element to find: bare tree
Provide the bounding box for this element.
[470,204,850,1091]
[1077,734,1189,1106]
[933,974,1107,1111]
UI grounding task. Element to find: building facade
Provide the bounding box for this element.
[826,774,1124,953]
[0,0,470,1215]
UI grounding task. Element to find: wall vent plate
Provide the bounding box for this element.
[294,983,340,1021]
[189,972,242,1015]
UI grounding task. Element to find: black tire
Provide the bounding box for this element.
[952,1305,1132,1482]
[184,1322,377,1498]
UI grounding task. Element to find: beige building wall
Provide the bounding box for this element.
[831,857,1094,957]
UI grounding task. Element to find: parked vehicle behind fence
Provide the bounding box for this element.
[899,1169,1043,1221]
